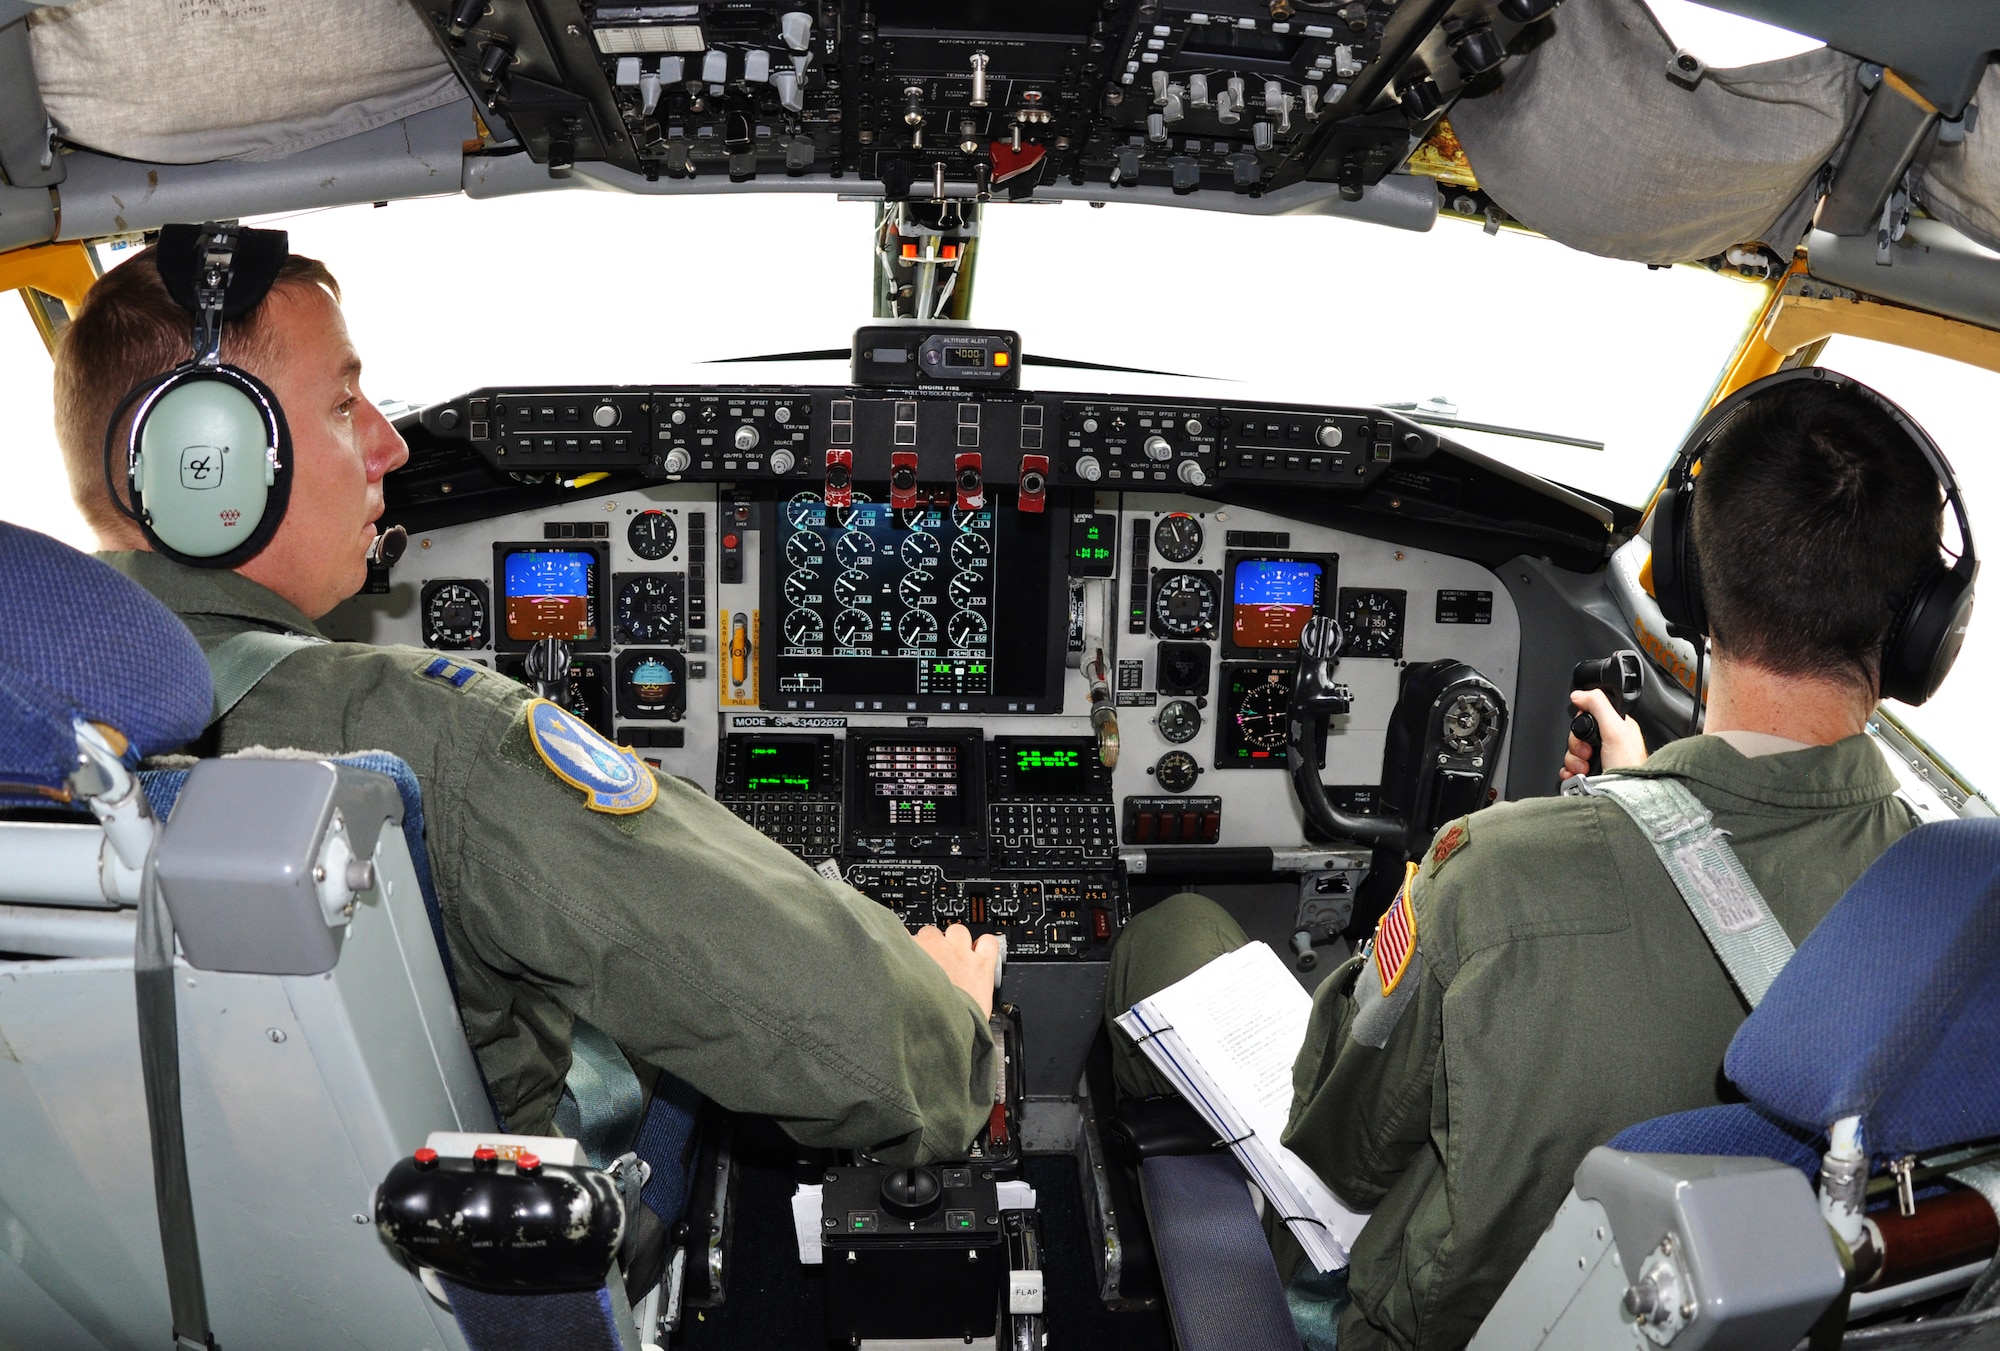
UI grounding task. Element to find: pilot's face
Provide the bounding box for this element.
[236,285,408,618]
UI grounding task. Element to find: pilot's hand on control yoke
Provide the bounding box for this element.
[1560,688,1647,781]
[912,923,1000,1019]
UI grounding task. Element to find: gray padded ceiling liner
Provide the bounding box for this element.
[28,0,462,165]
[1451,0,1861,265]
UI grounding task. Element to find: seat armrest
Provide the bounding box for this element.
[1112,1095,1224,1159]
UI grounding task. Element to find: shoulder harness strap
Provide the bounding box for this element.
[205,629,325,726]
[1579,775,1795,1008]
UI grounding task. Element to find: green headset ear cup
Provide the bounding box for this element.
[129,365,291,569]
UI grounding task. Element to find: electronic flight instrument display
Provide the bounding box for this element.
[763,491,1066,713]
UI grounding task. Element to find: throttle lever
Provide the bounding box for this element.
[1286,616,1405,850]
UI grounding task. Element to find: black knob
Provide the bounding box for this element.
[828,463,853,491]
[957,467,982,493]
[1020,469,1046,495]
[477,41,514,81]
[448,0,486,30]
[1498,0,1559,19]
[890,464,918,491]
[435,406,461,431]
[1398,77,1444,120]
[880,1167,943,1219]
[1452,26,1507,75]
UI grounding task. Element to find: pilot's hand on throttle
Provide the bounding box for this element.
[912,923,1000,1018]
[1560,688,1648,781]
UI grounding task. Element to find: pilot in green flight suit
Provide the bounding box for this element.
[1108,377,1953,1350]
[55,245,1000,1162]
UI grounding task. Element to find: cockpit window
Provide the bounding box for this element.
[1812,335,2000,796]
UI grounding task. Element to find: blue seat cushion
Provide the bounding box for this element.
[1609,1103,1824,1181]
[0,524,211,806]
[1724,819,2000,1157]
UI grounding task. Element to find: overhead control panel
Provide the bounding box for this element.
[420,0,1559,201]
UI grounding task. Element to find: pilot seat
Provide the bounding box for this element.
[0,521,698,1351]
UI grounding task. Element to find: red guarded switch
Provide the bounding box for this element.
[1017,453,1049,513]
[955,452,985,510]
[825,449,854,508]
[890,450,920,509]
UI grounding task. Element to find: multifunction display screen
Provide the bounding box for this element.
[859,740,966,828]
[1230,557,1324,651]
[743,741,819,793]
[1008,745,1088,796]
[503,549,597,642]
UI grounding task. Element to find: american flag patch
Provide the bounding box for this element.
[1375,862,1420,995]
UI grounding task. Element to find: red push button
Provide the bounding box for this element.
[721,532,739,549]
[413,1147,439,1170]
[1135,811,1156,843]
[515,1152,542,1175]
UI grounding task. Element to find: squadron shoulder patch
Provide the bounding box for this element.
[1426,819,1469,876]
[420,656,479,688]
[1374,862,1420,995]
[525,699,657,814]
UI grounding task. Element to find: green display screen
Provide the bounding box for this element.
[1068,512,1117,577]
[1008,744,1089,796]
[744,742,816,792]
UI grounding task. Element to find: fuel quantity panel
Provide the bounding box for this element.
[1106,494,1520,852]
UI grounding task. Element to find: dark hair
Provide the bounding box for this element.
[52,245,341,545]
[1692,376,1944,693]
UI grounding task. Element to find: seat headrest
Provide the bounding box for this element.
[1724,818,2000,1158]
[0,523,212,806]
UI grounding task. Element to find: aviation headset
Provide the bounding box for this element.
[103,222,295,570]
[1650,367,1978,707]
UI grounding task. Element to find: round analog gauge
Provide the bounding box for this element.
[898,569,937,606]
[901,531,941,567]
[892,506,930,532]
[834,568,873,604]
[952,506,988,532]
[898,608,939,647]
[826,490,871,531]
[1151,571,1219,638]
[950,532,991,567]
[834,530,877,567]
[1339,590,1405,659]
[615,575,682,643]
[947,608,988,649]
[626,510,677,561]
[1157,699,1202,744]
[783,569,819,606]
[1441,690,1502,756]
[783,609,823,646]
[422,581,488,649]
[948,571,980,606]
[833,608,874,648]
[1155,750,1202,794]
[785,492,824,528]
[1235,680,1291,749]
[1154,512,1204,564]
[784,530,822,568]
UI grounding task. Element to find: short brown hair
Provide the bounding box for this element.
[52,244,341,544]
[1692,377,1944,693]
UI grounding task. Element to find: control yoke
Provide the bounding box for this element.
[1287,615,1407,850]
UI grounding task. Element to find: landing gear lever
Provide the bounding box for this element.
[1287,616,1406,850]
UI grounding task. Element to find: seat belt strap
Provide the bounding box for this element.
[1580,775,1795,1008]
[135,849,218,1350]
[204,629,324,726]
[553,1019,648,1168]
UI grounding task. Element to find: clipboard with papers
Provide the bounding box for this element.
[1113,940,1369,1273]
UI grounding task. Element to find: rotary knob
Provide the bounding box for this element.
[769,448,796,475]
[1143,434,1173,462]
[663,447,691,475]
[1074,455,1103,483]
[1317,424,1342,448]
[592,402,619,428]
[733,425,760,452]
[1177,460,1207,487]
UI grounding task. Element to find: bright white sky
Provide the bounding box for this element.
[5,0,1991,791]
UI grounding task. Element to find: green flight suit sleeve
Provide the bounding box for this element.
[390,678,998,1164]
[1281,867,1447,1214]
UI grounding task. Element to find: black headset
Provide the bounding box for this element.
[103,222,295,570]
[1651,367,1978,706]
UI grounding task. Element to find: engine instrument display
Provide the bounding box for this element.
[1229,556,1330,653]
[766,492,1063,712]
[1338,588,1407,659]
[498,547,601,646]
[421,579,489,650]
